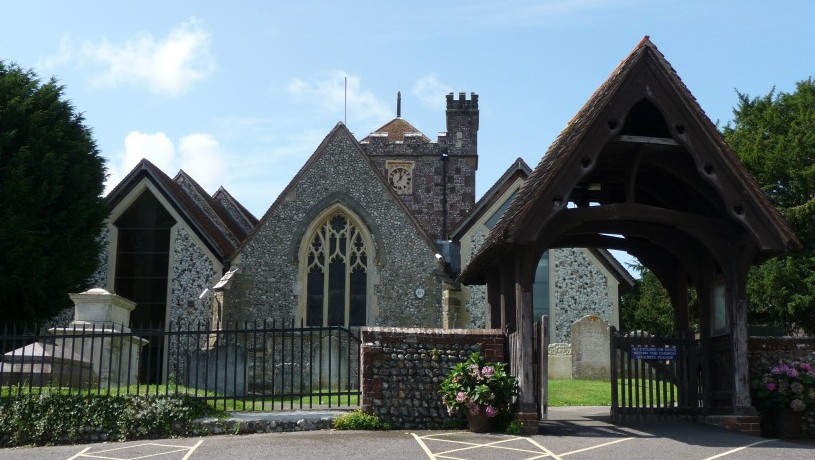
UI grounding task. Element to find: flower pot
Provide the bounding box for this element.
[466,411,495,433]
[771,409,803,439]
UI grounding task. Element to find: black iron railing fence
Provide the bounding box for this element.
[0,320,361,411]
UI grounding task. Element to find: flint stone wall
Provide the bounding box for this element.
[360,327,504,429]
[463,230,487,329]
[748,337,815,436]
[226,131,443,328]
[553,248,613,343]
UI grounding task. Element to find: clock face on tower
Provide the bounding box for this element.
[388,166,413,194]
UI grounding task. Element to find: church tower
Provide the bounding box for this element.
[360,92,479,242]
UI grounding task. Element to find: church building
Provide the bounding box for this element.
[90,92,631,345]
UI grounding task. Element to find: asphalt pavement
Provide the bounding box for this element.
[1,407,813,460]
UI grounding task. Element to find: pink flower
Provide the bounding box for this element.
[767,382,776,391]
[786,368,799,378]
[485,405,498,418]
[470,364,481,377]
[455,391,467,403]
[481,366,495,378]
[467,400,479,415]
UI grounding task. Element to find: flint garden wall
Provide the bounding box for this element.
[360,327,504,429]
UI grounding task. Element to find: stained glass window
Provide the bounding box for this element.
[304,211,368,326]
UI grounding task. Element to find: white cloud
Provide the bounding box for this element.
[43,18,214,96]
[38,36,77,70]
[178,133,226,190]
[287,71,391,128]
[412,73,453,110]
[123,131,175,172]
[105,130,227,195]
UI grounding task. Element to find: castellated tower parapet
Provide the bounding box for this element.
[360,92,479,241]
[445,92,479,156]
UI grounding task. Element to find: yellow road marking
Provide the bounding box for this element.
[71,440,204,460]
[558,437,635,456]
[435,436,540,456]
[412,433,439,459]
[67,447,91,460]
[413,432,556,460]
[181,439,204,460]
[82,449,190,460]
[524,437,564,460]
[702,439,774,460]
[416,431,772,460]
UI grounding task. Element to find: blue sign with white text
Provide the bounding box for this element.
[631,346,678,361]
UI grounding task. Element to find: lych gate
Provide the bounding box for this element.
[460,37,799,430]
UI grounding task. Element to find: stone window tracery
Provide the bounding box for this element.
[304,211,368,326]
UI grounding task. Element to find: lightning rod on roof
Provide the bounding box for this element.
[344,76,347,126]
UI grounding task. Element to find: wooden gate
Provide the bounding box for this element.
[509,315,549,420]
[610,327,701,422]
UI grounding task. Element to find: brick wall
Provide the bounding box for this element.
[360,327,504,429]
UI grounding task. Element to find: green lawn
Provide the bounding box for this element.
[5,379,672,410]
[548,379,611,406]
[547,379,679,407]
[0,384,358,411]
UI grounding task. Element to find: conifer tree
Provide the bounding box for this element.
[0,62,107,325]
[723,79,815,335]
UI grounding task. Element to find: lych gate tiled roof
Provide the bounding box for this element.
[360,118,430,143]
[460,36,800,284]
[106,159,256,262]
[453,157,634,287]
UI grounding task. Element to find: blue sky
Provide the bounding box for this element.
[2,1,813,270]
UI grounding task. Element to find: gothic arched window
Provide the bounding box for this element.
[303,209,369,327]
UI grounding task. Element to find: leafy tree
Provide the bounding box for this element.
[722,79,815,335]
[620,264,699,336]
[621,81,815,336]
[620,267,673,336]
[0,62,107,325]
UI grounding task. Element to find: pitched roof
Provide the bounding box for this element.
[242,122,438,254]
[451,157,531,240]
[213,186,259,233]
[453,157,634,288]
[587,248,636,290]
[360,117,430,143]
[461,37,800,283]
[106,159,250,261]
[173,170,252,244]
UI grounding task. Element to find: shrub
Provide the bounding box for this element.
[439,352,518,419]
[754,360,815,412]
[0,392,218,446]
[332,409,392,430]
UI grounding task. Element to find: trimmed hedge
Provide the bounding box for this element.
[0,392,219,446]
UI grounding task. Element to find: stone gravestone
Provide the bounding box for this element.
[547,343,572,380]
[187,343,247,396]
[571,314,610,380]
